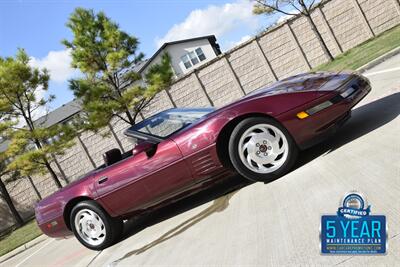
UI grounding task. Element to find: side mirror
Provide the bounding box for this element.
[132,141,157,158]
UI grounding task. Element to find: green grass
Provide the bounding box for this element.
[0,220,42,257]
[314,25,400,71]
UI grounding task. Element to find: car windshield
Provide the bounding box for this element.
[126,108,214,139]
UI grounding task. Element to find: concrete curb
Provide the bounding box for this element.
[357,46,400,73]
[0,235,47,264]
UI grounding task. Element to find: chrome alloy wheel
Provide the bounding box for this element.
[238,123,289,174]
[74,208,106,246]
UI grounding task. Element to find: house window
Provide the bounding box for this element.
[195,48,206,61]
[181,55,192,69]
[181,47,207,70]
[188,51,199,65]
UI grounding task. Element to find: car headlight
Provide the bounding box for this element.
[297,100,333,119]
[306,101,333,115]
[340,86,357,98]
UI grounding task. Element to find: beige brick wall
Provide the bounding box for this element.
[169,73,212,107]
[228,41,276,94]
[291,15,329,67]
[2,0,399,233]
[142,90,175,118]
[80,129,121,167]
[31,166,64,198]
[197,57,245,107]
[321,0,370,51]
[358,0,400,35]
[110,114,137,152]
[5,177,38,214]
[55,137,94,182]
[311,8,343,57]
[0,197,15,232]
[1,176,40,232]
[258,26,308,79]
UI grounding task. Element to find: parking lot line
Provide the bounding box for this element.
[14,239,54,267]
[364,66,400,76]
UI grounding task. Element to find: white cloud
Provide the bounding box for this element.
[225,35,252,50]
[29,49,76,83]
[155,0,260,48]
[27,49,77,119]
[276,14,294,24]
[276,9,300,24]
[31,86,50,119]
[235,35,252,46]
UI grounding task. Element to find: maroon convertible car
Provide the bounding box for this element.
[35,72,371,250]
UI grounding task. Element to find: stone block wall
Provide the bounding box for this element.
[110,114,136,152]
[80,129,121,168]
[290,15,330,68]
[228,41,276,94]
[169,73,212,107]
[258,25,309,79]
[197,57,245,107]
[1,177,40,232]
[358,0,400,35]
[55,137,94,181]
[321,0,371,51]
[1,0,399,233]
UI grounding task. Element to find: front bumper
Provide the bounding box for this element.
[37,215,72,238]
[280,74,371,149]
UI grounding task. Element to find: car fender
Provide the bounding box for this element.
[173,91,327,157]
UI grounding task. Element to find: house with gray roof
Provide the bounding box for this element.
[139,35,221,77]
[0,35,221,152]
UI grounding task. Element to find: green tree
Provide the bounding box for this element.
[0,119,24,226]
[0,160,24,227]
[63,8,173,130]
[252,0,334,61]
[0,49,76,189]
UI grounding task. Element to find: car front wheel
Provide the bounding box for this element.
[228,117,298,182]
[70,200,123,250]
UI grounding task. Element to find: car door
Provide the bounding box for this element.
[94,138,193,217]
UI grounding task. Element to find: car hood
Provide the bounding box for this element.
[245,71,353,99]
[196,71,353,118]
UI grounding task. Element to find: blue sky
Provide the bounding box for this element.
[0,0,278,111]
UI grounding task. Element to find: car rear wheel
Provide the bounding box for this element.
[228,117,298,182]
[70,200,123,250]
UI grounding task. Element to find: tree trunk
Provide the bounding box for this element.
[33,139,63,189]
[52,154,69,185]
[43,159,62,189]
[27,175,42,200]
[125,110,135,125]
[305,14,334,61]
[0,178,24,227]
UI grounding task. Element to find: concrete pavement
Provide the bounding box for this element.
[1,53,399,267]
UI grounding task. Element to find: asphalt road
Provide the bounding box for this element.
[2,54,399,267]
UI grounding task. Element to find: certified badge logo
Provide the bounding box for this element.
[320,191,387,255]
[337,191,370,219]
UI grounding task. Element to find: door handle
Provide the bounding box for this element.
[98,176,108,184]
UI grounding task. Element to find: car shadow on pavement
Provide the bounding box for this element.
[109,92,399,263]
[108,175,249,265]
[111,190,239,265]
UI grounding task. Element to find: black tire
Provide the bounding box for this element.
[70,200,123,250]
[228,117,298,182]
